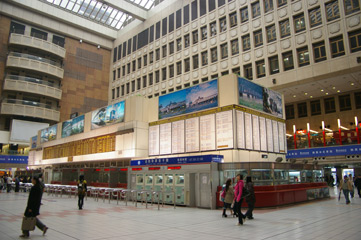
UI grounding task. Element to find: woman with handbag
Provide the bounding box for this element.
[222,179,234,217]
[20,176,48,238]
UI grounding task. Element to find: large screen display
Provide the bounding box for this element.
[91,101,125,130]
[159,79,218,119]
[238,77,283,118]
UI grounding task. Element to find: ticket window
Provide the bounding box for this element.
[289,171,301,183]
[174,174,185,204]
[145,174,153,190]
[154,174,163,191]
[164,174,174,191]
[274,169,289,185]
[136,174,144,190]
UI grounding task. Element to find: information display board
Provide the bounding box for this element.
[259,117,267,152]
[252,115,260,151]
[266,119,274,152]
[244,113,253,150]
[278,122,285,152]
[200,114,216,151]
[216,111,234,149]
[272,120,280,153]
[159,123,172,155]
[186,117,200,152]
[236,111,245,149]
[172,120,185,153]
[149,125,160,156]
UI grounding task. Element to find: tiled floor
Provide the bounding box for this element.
[0,187,360,240]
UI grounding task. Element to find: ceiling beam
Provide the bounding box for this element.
[104,0,147,21]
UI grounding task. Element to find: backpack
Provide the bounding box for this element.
[78,181,85,195]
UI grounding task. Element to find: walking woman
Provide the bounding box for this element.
[222,179,234,217]
[233,174,246,225]
[245,176,256,220]
[20,176,48,238]
[78,175,87,210]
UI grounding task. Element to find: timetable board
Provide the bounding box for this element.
[185,117,200,152]
[172,120,185,154]
[159,123,172,155]
[200,114,216,151]
[216,110,234,149]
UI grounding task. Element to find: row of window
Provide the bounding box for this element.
[113,0,360,63]
[286,92,361,119]
[112,29,361,82]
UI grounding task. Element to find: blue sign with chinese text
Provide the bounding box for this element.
[0,155,28,164]
[286,145,361,159]
[131,155,224,166]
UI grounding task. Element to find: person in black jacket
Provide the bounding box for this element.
[78,175,87,210]
[355,174,361,198]
[20,176,48,238]
[244,176,256,220]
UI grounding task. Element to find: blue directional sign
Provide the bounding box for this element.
[131,155,224,166]
[286,145,361,159]
[0,155,28,164]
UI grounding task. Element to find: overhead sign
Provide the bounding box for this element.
[131,154,224,166]
[0,155,28,164]
[286,145,361,159]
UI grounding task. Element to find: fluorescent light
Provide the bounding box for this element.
[324,128,333,132]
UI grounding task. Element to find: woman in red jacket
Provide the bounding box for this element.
[233,174,247,225]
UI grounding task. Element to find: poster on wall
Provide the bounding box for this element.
[31,136,37,149]
[40,125,57,143]
[62,120,72,138]
[252,115,260,151]
[159,123,172,155]
[278,122,285,152]
[266,119,274,152]
[236,111,245,149]
[216,111,234,149]
[159,79,218,119]
[244,113,253,150]
[259,117,267,152]
[238,77,283,118]
[71,115,84,135]
[186,117,199,152]
[272,120,280,153]
[200,114,216,151]
[91,101,125,130]
[149,125,160,156]
[172,120,185,154]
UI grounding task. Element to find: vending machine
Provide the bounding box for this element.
[164,174,174,204]
[174,174,185,204]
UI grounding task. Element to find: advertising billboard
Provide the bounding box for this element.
[61,115,84,138]
[91,101,125,130]
[40,124,57,143]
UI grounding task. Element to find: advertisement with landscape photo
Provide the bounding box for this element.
[61,115,84,138]
[40,124,57,143]
[91,101,125,130]
[159,79,218,119]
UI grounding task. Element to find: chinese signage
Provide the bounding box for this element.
[286,145,361,159]
[131,155,224,166]
[0,155,28,164]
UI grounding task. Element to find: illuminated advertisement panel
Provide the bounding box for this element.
[91,101,125,130]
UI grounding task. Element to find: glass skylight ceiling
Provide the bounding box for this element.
[40,0,156,30]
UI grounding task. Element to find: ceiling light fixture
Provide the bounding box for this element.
[321,89,324,92]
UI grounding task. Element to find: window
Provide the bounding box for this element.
[117,68,120,78]
[149,73,153,86]
[280,19,290,38]
[122,66,126,76]
[177,38,182,51]
[311,100,321,116]
[344,0,360,15]
[53,35,65,48]
[112,88,115,99]
[285,105,295,119]
[242,34,251,51]
[256,60,265,78]
[169,42,175,55]
[121,85,125,96]
[326,0,340,21]
[240,7,249,23]
[210,21,217,36]
[313,41,327,62]
[324,97,336,113]
[132,60,136,72]
[297,102,307,118]
[229,12,238,28]
[282,51,294,71]
[192,30,199,44]
[162,68,167,81]
[138,58,142,69]
[231,39,239,55]
[127,63,131,74]
[220,17,227,32]
[232,67,241,75]
[266,25,276,43]
[330,36,345,58]
[339,94,352,111]
[220,43,228,59]
[132,80,136,92]
[177,61,182,75]
[126,83,130,94]
[144,55,148,66]
[309,7,322,28]
[31,28,48,40]
[169,65,174,78]
[349,29,361,53]
[193,54,199,69]
[184,58,190,72]
[277,0,287,7]
[113,70,116,81]
[269,56,279,75]
[155,70,160,83]
[184,34,190,48]
[143,76,147,88]
[10,22,25,34]
[137,78,141,90]
[211,47,218,62]
[244,64,253,80]
[254,30,263,47]
[294,14,306,33]
[355,92,361,109]
[297,47,310,67]
[155,48,160,61]
[252,2,261,18]
[201,26,207,40]
[149,51,154,63]
[162,45,167,58]
[264,0,274,13]
[201,51,208,66]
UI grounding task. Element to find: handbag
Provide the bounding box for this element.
[21,217,36,231]
[241,186,250,199]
